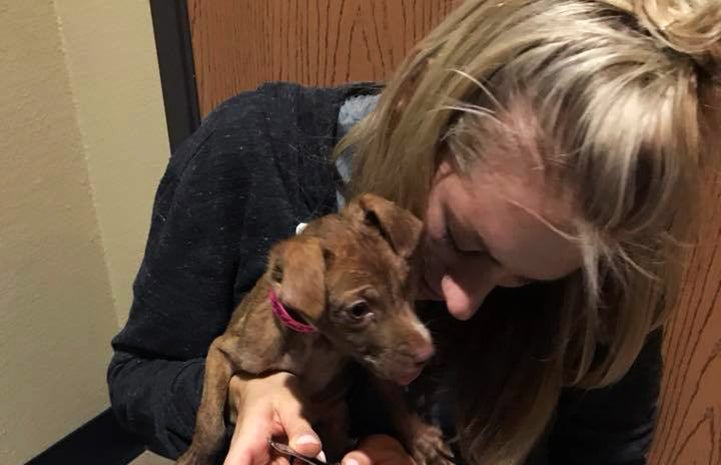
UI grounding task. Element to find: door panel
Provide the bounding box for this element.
[187,0,457,117]
[648,167,721,464]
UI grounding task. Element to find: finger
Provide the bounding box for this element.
[224,431,264,465]
[287,426,321,459]
[224,407,274,465]
[277,405,322,458]
[291,451,326,465]
[341,450,370,465]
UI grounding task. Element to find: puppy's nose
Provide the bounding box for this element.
[414,342,435,364]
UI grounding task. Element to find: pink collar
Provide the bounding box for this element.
[268,289,317,333]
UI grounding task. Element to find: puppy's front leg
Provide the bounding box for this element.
[371,379,453,465]
[177,335,236,465]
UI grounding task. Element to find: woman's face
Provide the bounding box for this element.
[420,155,583,320]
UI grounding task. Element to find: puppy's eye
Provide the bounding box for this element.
[347,301,372,320]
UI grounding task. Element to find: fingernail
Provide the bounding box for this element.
[343,458,359,465]
[295,433,321,445]
[317,450,327,463]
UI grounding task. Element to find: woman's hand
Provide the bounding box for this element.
[342,435,416,465]
[223,371,323,465]
[221,371,414,465]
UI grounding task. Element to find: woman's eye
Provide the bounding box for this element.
[443,227,472,254]
[347,301,371,319]
[441,228,460,252]
[442,225,487,256]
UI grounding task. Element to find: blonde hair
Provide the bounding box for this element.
[334,0,721,463]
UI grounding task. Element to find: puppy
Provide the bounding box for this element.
[177,193,452,465]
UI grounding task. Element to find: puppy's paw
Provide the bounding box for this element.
[176,447,214,465]
[409,424,455,465]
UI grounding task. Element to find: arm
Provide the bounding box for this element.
[107,352,206,457]
[108,102,260,458]
[549,329,664,465]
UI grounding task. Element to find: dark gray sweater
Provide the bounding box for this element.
[107,82,662,465]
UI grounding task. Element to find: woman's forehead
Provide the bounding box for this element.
[451,164,583,281]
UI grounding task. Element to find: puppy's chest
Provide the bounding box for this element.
[277,335,349,396]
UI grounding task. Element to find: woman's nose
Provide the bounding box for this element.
[440,259,499,320]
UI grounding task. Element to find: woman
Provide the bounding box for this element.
[108,0,720,464]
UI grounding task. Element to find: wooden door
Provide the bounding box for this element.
[187,0,457,117]
[185,1,721,463]
[648,167,721,464]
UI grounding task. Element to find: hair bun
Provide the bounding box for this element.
[603,0,721,72]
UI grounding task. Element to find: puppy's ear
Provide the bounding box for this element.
[343,193,423,258]
[267,236,326,321]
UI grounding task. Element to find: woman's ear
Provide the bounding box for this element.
[267,236,326,321]
[343,193,423,259]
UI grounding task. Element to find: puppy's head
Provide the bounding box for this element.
[267,193,434,386]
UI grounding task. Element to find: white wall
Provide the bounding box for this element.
[0,0,169,462]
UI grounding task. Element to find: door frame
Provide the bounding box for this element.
[149,0,201,153]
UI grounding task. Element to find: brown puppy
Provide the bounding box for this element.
[176,193,452,465]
